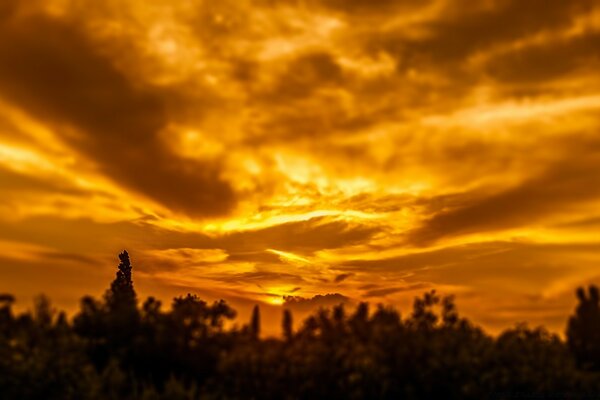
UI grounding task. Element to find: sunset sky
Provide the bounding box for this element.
[1,0,599,334]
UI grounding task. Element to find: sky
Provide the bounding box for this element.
[0,0,599,335]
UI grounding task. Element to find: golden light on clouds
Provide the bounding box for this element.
[1,0,600,334]
[268,297,285,306]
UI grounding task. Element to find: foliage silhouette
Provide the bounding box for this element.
[282,309,293,341]
[567,285,600,371]
[250,304,261,339]
[1,251,600,399]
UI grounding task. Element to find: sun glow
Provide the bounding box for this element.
[267,297,285,306]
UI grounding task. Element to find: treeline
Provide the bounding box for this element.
[1,251,600,399]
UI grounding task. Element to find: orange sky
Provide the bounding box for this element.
[0,0,599,335]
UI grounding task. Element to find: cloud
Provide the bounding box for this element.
[145,248,228,266]
[0,0,599,335]
[34,250,98,266]
[0,214,380,288]
[0,10,236,217]
[217,216,382,254]
[0,166,82,195]
[213,270,306,285]
[271,51,344,100]
[0,215,205,258]
[283,293,350,312]
[333,273,353,283]
[225,251,284,264]
[342,241,508,273]
[556,216,600,230]
[375,0,594,69]
[312,0,434,15]
[363,283,430,298]
[0,0,18,21]
[486,31,600,83]
[408,143,600,245]
[344,240,600,296]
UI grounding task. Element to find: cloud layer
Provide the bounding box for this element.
[1,0,599,334]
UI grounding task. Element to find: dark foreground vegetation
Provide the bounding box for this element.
[2,251,600,399]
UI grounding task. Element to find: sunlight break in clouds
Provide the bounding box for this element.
[0,0,599,334]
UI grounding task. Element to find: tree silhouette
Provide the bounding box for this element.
[567,285,600,370]
[3,251,600,399]
[105,251,140,352]
[105,250,136,313]
[0,294,14,328]
[282,308,293,341]
[251,304,261,339]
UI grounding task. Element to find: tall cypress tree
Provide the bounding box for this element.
[282,309,293,341]
[104,250,139,355]
[105,250,136,313]
[250,305,260,339]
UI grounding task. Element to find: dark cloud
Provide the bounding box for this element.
[213,271,305,285]
[255,0,432,15]
[0,12,236,217]
[408,146,600,245]
[33,250,98,266]
[358,283,379,290]
[333,273,353,283]
[362,0,596,87]
[226,251,283,264]
[246,51,371,144]
[248,99,376,144]
[0,216,207,257]
[425,0,588,60]
[273,51,344,99]
[315,0,433,15]
[217,216,381,254]
[486,31,600,83]
[346,241,600,292]
[441,241,600,289]
[283,293,349,312]
[363,283,430,298]
[0,0,18,20]
[555,216,600,230]
[363,287,404,297]
[339,193,414,214]
[343,241,510,273]
[0,167,83,195]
